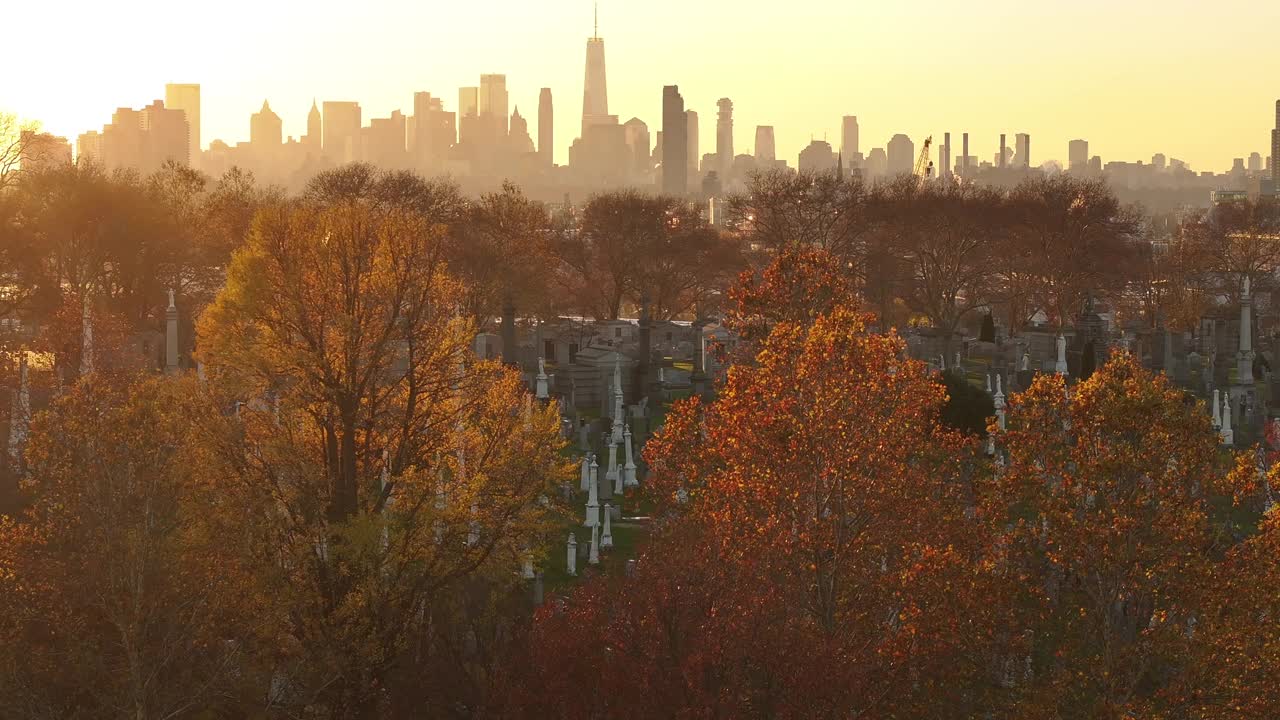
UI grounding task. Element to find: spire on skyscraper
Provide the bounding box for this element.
[581,5,611,136]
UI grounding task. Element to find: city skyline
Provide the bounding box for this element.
[7,0,1279,172]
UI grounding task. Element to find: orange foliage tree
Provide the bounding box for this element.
[1162,505,1280,719]
[981,354,1229,716]
[0,375,271,719]
[503,304,1010,718]
[723,244,858,352]
[196,178,570,717]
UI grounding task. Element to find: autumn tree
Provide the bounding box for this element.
[0,375,270,720]
[982,354,1228,717]
[1161,505,1280,719]
[1003,175,1142,330]
[557,190,740,320]
[507,304,1009,718]
[197,178,569,717]
[1180,195,1280,293]
[9,162,228,328]
[722,244,858,352]
[449,181,556,332]
[1113,231,1212,333]
[869,177,1005,348]
[728,168,870,258]
[648,307,1003,717]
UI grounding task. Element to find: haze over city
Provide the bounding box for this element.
[6,2,1280,718]
[8,0,1280,170]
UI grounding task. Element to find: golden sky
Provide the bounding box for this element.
[7,0,1279,171]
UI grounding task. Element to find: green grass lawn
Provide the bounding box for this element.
[542,516,648,596]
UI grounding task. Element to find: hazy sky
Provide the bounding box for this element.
[8,0,1279,171]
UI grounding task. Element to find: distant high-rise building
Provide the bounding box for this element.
[1248,152,1262,173]
[479,74,509,144]
[1273,99,1280,185]
[581,9,609,136]
[322,101,362,163]
[85,100,187,172]
[102,107,143,170]
[1015,133,1030,168]
[76,131,104,165]
[164,83,200,164]
[409,94,454,169]
[305,100,322,148]
[798,139,836,174]
[962,133,970,175]
[866,147,887,178]
[139,100,189,169]
[1069,139,1089,172]
[410,92,435,165]
[250,100,282,149]
[999,134,1007,168]
[362,110,408,167]
[1153,153,1168,171]
[716,98,734,179]
[459,87,479,118]
[662,85,687,196]
[622,117,650,176]
[755,126,776,165]
[458,87,480,145]
[539,88,554,167]
[941,132,951,180]
[840,116,859,167]
[686,110,699,175]
[509,107,535,154]
[887,134,915,176]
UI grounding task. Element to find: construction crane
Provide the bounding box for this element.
[913,135,934,182]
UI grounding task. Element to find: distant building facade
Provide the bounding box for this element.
[662,86,687,196]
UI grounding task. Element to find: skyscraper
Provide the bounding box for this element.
[798,140,836,174]
[139,100,189,169]
[1069,139,1089,172]
[755,126,776,165]
[479,74,509,144]
[458,87,480,145]
[459,87,479,118]
[164,83,200,164]
[622,117,650,176]
[999,134,1007,168]
[887,134,915,177]
[539,88,553,167]
[250,101,282,148]
[581,8,609,136]
[686,110,699,176]
[322,101,362,163]
[840,116,859,168]
[509,108,535,154]
[362,110,408,167]
[1273,99,1279,185]
[662,85,687,196]
[305,100,322,148]
[410,92,437,165]
[1015,133,1031,168]
[716,98,734,179]
[962,133,969,175]
[941,132,951,180]
[410,94,454,170]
